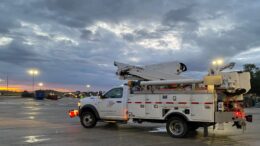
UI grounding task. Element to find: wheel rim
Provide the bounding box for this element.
[83,113,93,126]
[169,120,184,136]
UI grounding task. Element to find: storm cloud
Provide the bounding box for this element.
[0,0,260,91]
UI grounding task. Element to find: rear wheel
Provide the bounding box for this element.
[80,111,97,128]
[166,117,188,138]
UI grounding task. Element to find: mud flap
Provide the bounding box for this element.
[245,115,253,122]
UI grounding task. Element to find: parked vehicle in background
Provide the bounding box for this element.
[21,90,34,98]
[46,92,58,100]
[35,90,45,100]
[255,102,260,108]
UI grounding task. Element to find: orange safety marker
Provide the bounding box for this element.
[69,110,79,118]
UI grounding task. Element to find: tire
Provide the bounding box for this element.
[80,111,97,128]
[166,117,188,138]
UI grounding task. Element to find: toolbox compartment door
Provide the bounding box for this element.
[190,94,214,122]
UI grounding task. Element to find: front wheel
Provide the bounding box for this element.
[80,111,97,128]
[166,117,188,138]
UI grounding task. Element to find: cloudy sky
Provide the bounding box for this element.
[0,0,260,91]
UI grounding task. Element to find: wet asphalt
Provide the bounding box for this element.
[0,96,259,146]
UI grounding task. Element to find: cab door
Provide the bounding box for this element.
[98,87,126,120]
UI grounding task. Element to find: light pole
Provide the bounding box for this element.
[212,59,223,75]
[0,78,3,89]
[38,82,44,90]
[86,84,91,96]
[28,69,39,92]
[6,74,8,91]
[86,84,91,89]
[0,75,8,91]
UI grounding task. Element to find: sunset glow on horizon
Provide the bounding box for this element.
[0,85,73,92]
[0,86,22,92]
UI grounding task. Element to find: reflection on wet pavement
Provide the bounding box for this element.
[0,96,259,146]
[24,135,50,143]
[149,127,166,133]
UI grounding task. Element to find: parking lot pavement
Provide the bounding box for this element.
[0,96,260,146]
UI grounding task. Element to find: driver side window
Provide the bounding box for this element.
[104,88,123,98]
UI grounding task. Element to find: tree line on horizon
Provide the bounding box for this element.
[243,64,260,96]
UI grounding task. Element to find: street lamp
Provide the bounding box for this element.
[28,69,39,91]
[86,84,91,97]
[86,84,91,88]
[38,82,43,87]
[212,59,223,66]
[211,59,224,75]
[38,82,44,90]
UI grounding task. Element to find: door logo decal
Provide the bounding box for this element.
[107,100,115,107]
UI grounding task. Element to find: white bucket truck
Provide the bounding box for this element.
[70,61,252,138]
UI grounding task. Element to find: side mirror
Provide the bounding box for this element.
[98,91,103,96]
[100,95,106,99]
[99,92,106,99]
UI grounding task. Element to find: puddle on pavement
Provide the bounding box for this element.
[23,106,42,110]
[21,112,40,116]
[148,127,248,145]
[0,101,20,105]
[28,116,35,120]
[149,127,166,133]
[24,135,50,143]
[201,135,245,146]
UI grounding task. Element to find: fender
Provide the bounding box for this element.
[164,112,189,121]
[79,104,100,120]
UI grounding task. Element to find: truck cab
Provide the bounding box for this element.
[79,86,128,125]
